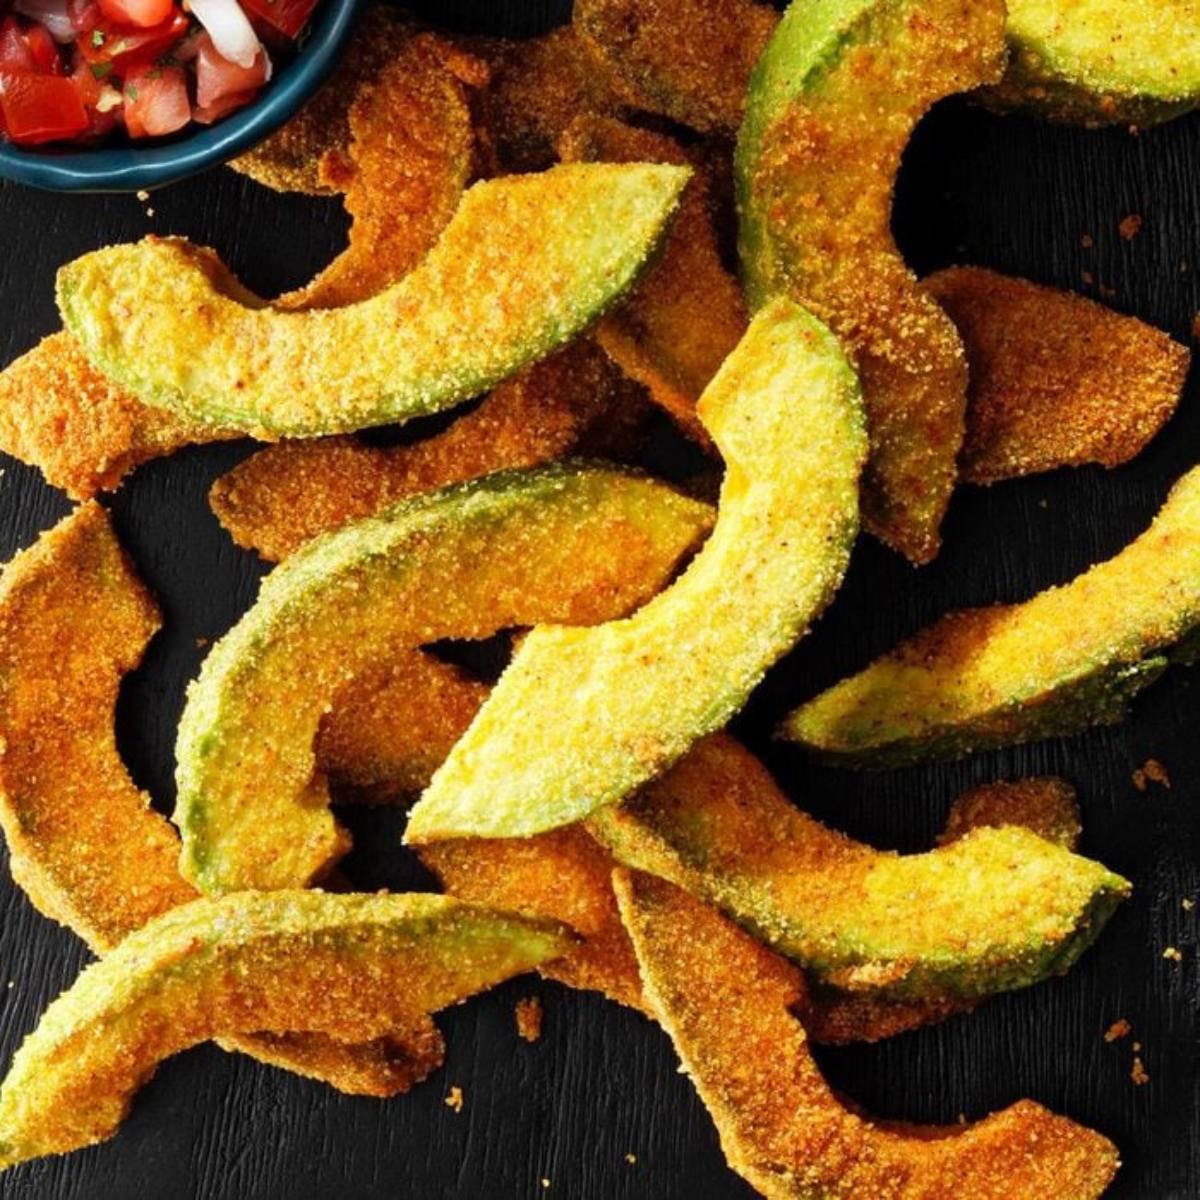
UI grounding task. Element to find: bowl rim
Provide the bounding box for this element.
[0,0,363,193]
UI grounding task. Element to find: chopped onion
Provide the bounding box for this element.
[95,83,122,112]
[14,0,75,42]
[184,0,260,68]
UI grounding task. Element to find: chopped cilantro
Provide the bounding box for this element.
[90,61,113,79]
[125,83,139,100]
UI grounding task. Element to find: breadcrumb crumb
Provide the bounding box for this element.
[1104,1018,1131,1042]
[1131,1056,1150,1086]
[515,996,543,1043]
[1162,946,1183,962]
[1118,214,1143,241]
[445,1086,464,1113]
[1133,758,1172,791]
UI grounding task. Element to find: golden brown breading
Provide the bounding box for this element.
[574,0,778,133]
[615,868,1120,1199]
[558,116,747,444]
[209,340,651,560]
[279,35,484,310]
[419,826,648,1013]
[0,504,455,1097]
[927,266,1189,485]
[0,332,236,500]
[939,776,1082,850]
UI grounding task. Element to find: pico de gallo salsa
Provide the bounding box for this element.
[0,0,319,146]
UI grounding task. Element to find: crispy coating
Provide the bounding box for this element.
[407,302,866,843]
[927,267,1189,485]
[228,6,416,195]
[0,332,235,500]
[590,735,1125,1000]
[615,869,1120,1200]
[737,0,1008,564]
[0,892,572,1169]
[784,464,1200,765]
[0,504,454,1097]
[574,0,778,133]
[558,116,747,443]
[470,26,632,172]
[59,165,691,437]
[939,777,1082,850]
[419,826,647,1012]
[176,464,715,893]
[279,37,482,310]
[210,340,651,560]
[320,652,489,801]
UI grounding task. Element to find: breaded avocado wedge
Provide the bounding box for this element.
[406,299,866,843]
[783,464,1200,765]
[56,163,690,437]
[590,736,1127,1000]
[983,0,1200,127]
[736,0,1007,564]
[615,869,1120,1200]
[0,892,571,1171]
[175,463,714,894]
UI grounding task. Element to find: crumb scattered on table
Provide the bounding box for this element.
[1131,1055,1150,1086]
[1081,233,1094,248]
[1118,214,1143,241]
[1183,898,1195,911]
[1133,758,1171,791]
[444,1086,463,1113]
[515,995,543,1043]
[1163,946,1183,963]
[624,1153,637,1165]
[1104,1018,1131,1042]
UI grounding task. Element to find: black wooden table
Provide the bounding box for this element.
[0,3,1196,1196]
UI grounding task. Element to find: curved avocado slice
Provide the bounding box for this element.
[984,0,1200,127]
[615,869,1120,1200]
[736,0,1007,564]
[590,736,1127,1000]
[56,163,690,437]
[175,463,714,894]
[783,464,1200,765]
[0,892,571,1171]
[406,299,866,844]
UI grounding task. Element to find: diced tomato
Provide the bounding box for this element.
[24,23,63,72]
[0,17,36,71]
[192,82,253,123]
[236,0,314,40]
[122,61,187,136]
[0,70,88,142]
[77,7,187,70]
[194,34,265,108]
[69,49,100,102]
[97,0,173,31]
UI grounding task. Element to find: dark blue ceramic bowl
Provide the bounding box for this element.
[0,0,362,192]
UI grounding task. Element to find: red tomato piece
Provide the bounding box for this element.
[69,49,100,102]
[97,0,173,30]
[0,18,36,72]
[0,70,88,142]
[68,0,102,33]
[194,35,266,108]
[192,83,254,123]
[237,0,315,40]
[77,8,187,70]
[24,24,63,73]
[122,61,187,136]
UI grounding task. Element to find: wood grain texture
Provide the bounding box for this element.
[0,2,1196,1196]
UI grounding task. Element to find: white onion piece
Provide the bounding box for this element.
[185,0,260,68]
[14,0,75,43]
[95,83,122,112]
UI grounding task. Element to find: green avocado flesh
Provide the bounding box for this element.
[406,299,866,844]
[985,0,1200,126]
[56,163,690,437]
[174,463,713,894]
[783,465,1200,766]
[0,892,570,1170]
[589,737,1128,1000]
[736,0,1006,564]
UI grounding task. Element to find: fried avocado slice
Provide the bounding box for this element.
[590,735,1125,1000]
[616,869,1121,1200]
[420,826,647,1013]
[736,0,1007,564]
[209,340,650,561]
[557,116,748,444]
[0,892,572,1171]
[408,300,865,843]
[175,463,714,893]
[0,332,236,500]
[574,0,779,133]
[278,37,481,311]
[57,163,690,437]
[928,266,1189,485]
[939,776,1082,850]
[982,0,1200,127]
[0,504,452,1097]
[783,464,1200,765]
